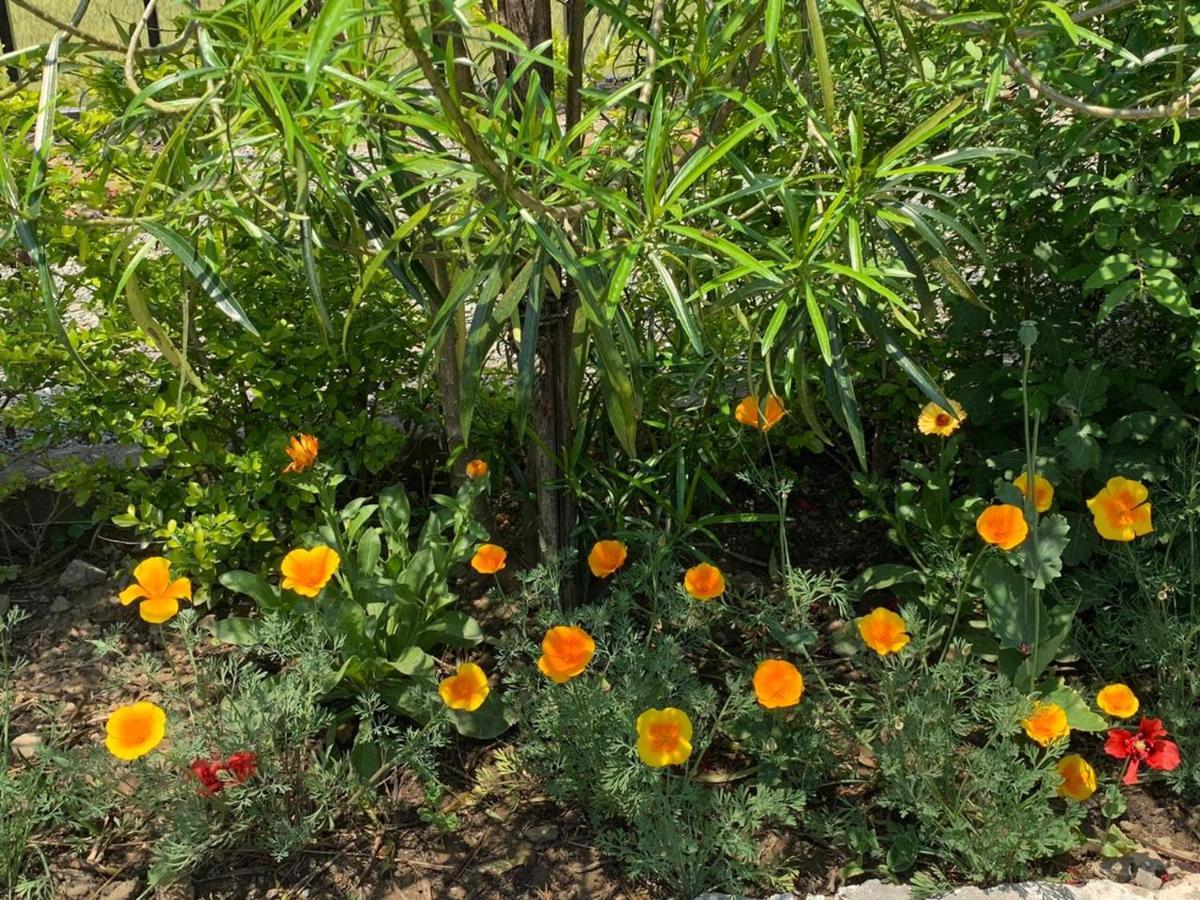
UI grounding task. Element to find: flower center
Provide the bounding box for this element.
[935,413,951,427]
[648,723,680,752]
[1134,738,1147,753]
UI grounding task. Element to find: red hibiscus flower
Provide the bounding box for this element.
[224,751,257,784]
[1104,717,1181,785]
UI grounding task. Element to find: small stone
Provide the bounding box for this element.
[446,886,467,900]
[59,701,78,721]
[522,823,559,845]
[100,879,139,900]
[49,595,70,613]
[1134,868,1165,891]
[10,732,42,760]
[58,559,107,591]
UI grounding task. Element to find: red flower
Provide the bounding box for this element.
[224,751,257,784]
[189,751,257,796]
[1104,718,1181,785]
[190,758,224,796]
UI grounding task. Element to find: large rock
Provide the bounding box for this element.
[57,559,107,591]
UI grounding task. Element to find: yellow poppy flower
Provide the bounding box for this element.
[1086,476,1153,542]
[635,707,693,767]
[280,546,340,597]
[976,504,1029,551]
[1096,683,1139,719]
[1014,472,1054,513]
[105,701,166,761]
[537,626,596,684]
[683,563,725,601]
[753,659,804,709]
[734,395,785,431]
[438,662,490,711]
[1057,754,1097,801]
[857,607,910,656]
[471,543,507,574]
[1023,702,1069,747]
[916,399,966,437]
[118,557,192,624]
[587,540,627,578]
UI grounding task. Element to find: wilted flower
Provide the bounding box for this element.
[439,662,490,712]
[190,751,257,796]
[105,701,166,761]
[734,395,785,431]
[537,625,596,684]
[587,540,627,578]
[1023,702,1069,747]
[280,546,340,597]
[1087,476,1153,542]
[1105,718,1180,785]
[471,543,507,574]
[683,562,725,601]
[976,504,1029,550]
[1014,472,1054,513]
[636,708,693,767]
[753,659,804,709]
[1057,754,1097,801]
[118,557,192,624]
[1096,684,1139,719]
[916,399,966,437]
[857,607,910,656]
[283,433,319,474]
[465,458,489,479]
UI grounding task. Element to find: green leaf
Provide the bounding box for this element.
[1042,683,1108,732]
[1023,513,1070,589]
[306,0,353,93]
[141,222,260,337]
[848,564,924,599]
[218,571,282,609]
[650,253,704,354]
[1055,422,1102,471]
[208,616,264,647]
[978,556,1035,650]
[1082,254,1136,292]
[765,0,782,50]
[449,692,516,740]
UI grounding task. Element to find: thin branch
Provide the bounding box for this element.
[633,0,666,125]
[124,0,205,113]
[9,0,195,56]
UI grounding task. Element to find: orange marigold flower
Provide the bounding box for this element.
[734,394,785,431]
[587,540,627,578]
[1014,472,1054,513]
[976,503,1029,551]
[1086,476,1153,542]
[1023,701,1070,747]
[1057,754,1097,801]
[280,546,340,597]
[471,543,507,574]
[635,707,693,767]
[753,659,805,709]
[283,433,319,474]
[118,557,192,624]
[465,458,489,479]
[537,625,596,684]
[857,607,910,656]
[1097,683,1139,719]
[438,662,489,712]
[683,562,725,601]
[105,701,167,761]
[916,399,966,437]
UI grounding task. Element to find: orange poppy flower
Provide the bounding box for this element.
[635,707,693,767]
[280,546,340,597]
[1057,754,1097,801]
[1086,476,1153,542]
[1023,702,1069,747]
[587,540,627,578]
[465,458,489,479]
[753,659,805,709]
[734,395,785,431]
[857,607,910,656]
[683,563,725,601]
[118,557,192,624]
[1096,683,1139,719]
[976,504,1029,551]
[471,543,507,574]
[537,625,596,684]
[105,701,167,761]
[283,433,319,474]
[916,399,966,437]
[1014,472,1054,513]
[438,662,489,711]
